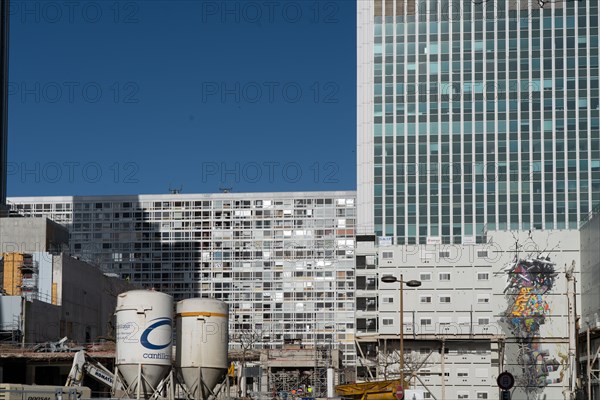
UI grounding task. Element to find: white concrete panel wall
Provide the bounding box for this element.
[356,0,374,236]
[33,252,53,303]
[0,218,68,253]
[581,211,600,330]
[0,296,21,330]
[371,229,581,400]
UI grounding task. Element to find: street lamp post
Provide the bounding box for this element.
[381,274,421,387]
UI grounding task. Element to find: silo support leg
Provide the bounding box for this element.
[169,370,175,400]
[198,366,204,400]
[136,364,142,400]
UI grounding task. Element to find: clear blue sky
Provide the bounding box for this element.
[7,0,357,196]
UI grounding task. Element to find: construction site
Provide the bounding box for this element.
[0,216,347,400]
[0,235,340,400]
[2,0,600,398]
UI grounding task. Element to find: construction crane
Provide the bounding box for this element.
[66,350,119,390]
[336,379,404,400]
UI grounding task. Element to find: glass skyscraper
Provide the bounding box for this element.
[357,0,600,245]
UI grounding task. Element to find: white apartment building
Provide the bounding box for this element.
[8,191,357,366]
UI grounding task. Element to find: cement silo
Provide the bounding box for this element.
[115,290,174,397]
[176,298,229,399]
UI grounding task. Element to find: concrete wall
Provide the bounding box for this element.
[0,217,68,253]
[579,211,600,399]
[35,252,53,303]
[0,295,21,331]
[24,299,61,342]
[0,296,61,343]
[492,230,580,400]
[581,211,600,330]
[1,253,134,344]
[54,254,133,343]
[0,217,133,344]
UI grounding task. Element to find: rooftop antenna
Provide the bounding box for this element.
[169,185,182,195]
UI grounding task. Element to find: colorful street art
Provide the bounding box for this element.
[502,256,561,394]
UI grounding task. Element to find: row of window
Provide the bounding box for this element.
[376,14,594,36]
[382,251,491,264]
[416,295,490,304]
[380,268,490,281]
[47,211,356,220]
[375,226,582,242]
[364,315,493,329]
[374,121,600,137]
[12,198,356,212]
[381,316,492,326]
[422,392,487,399]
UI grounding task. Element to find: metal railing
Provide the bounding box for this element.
[580,202,600,229]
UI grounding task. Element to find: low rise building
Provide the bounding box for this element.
[356,229,580,400]
[0,217,134,386]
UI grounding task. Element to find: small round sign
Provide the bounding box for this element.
[395,385,404,400]
[497,371,515,390]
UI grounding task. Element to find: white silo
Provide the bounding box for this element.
[115,290,174,397]
[176,298,229,399]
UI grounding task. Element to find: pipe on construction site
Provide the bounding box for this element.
[327,368,334,398]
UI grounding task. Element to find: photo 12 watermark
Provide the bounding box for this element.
[201,161,340,185]
[201,81,339,104]
[8,81,140,104]
[7,161,140,184]
[9,1,141,24]
[200,1,340,24]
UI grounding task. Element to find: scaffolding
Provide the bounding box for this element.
[2,253,37,298]
[262,344,339,398]
[355,334,504,400]
[269,369,313,397]
[581,328,600,400]
[313,345,331,397]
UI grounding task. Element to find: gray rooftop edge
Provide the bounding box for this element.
[8,190,357,203]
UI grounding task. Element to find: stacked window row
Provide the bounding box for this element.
[373,2,600,243]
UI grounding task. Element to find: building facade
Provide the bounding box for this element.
[8,192,357,366]
[356,229,580,399]
[580,204,600,399]
[356,1,595,397]
[0,217,134,344]
[358,0,600,245]
[581,203,600,330]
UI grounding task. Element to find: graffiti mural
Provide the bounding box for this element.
[502,256,561,394]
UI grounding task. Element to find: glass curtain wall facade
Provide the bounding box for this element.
[8,192,357,365]
[364,0,600,244]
